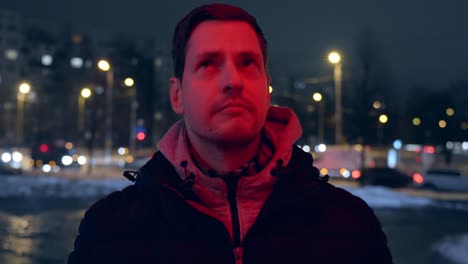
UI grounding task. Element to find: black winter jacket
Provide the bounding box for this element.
[68,146,393,264]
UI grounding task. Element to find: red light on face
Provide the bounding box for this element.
[39,144,49,153]
[351,170,361,179]
[412,173,424,184]
[136,132,146,141]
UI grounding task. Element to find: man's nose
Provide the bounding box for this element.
[220,61,243,94]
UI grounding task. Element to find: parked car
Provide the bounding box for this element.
[31,141,87,172]
[357,167,413,188]
[412,168,468,192]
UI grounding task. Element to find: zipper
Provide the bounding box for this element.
[224,173,243,264]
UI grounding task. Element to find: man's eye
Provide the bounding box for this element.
[199,60,215,68]
[242,59,255,67]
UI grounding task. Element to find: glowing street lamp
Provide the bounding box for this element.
[328,51,343,144]
[17,82,31,145]
[78,87,92,132]
[98,59,114,164]
[377,114,388,145]
[124,77,138,155]
[313,92,325,143]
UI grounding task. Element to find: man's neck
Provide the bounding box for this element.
[187,133,262,174]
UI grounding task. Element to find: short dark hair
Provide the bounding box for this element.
[171,3,268,80]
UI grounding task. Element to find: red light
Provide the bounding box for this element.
[39,144,49,153]
[351,170,361,179]
[423,146,435,154]
[412,173,424,184]
[136,132,146,141]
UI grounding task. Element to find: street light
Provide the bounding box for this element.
[328,51,343,144]
[377,114,388,145]
[78,87,92,132]
[17,82,31,145]
[98,59,114,164]
[313,92,325,143]
[124,77,138,155]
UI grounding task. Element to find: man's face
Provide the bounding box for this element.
[170,21,270,145]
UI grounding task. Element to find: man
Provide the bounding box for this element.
[68,3,393,264]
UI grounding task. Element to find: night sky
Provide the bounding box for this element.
[1,0,467,94]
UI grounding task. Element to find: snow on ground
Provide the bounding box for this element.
[432,233,468,264]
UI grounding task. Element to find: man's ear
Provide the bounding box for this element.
[169,77,184,115]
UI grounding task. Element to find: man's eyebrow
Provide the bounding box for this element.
[238,51,262,61]
[194,51,222,61]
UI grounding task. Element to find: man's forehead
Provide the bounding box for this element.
[186,20,263,57]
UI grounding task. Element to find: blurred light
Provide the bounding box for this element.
[328,51,341,64]
[269,85,273,94]
[423,146,435,154]
[41,54,53,66]
[393,139,403,150]
[124,78,134,87]
[95,86,104,94]
[72,34,82,44]
[12,151,23,162]
[49,161,57,167]
[72,154,79,161]
[70,57,84,68]
[19,83,31,94]
[340,168,350,178]
[154,112,164,121]
[461,122,468,130]
[412,117,421,126]
[320,168,328,176]
[353,144,363,151]
[36,160,43,167]
[81,88,92,98]
[387,148,397,168]
[77,156,87,165]
[42,164,52,173]
[125,155,134,164]
[154,58,163,67]
[39,144,49,153]
[351,170,361,179]
[306,105,315,112]
[62,155,73,166]
[302,145,311,152]
[446,141,454,149]
[412,173,424,184]
[462,142,468,151]
[118,147,125,155]
[405,144,422,152]
[313,92,322,102]
[5,49,18,60]
[446,108,455,116]
[315,144,327,153]
[1,153,12,163]
[98,60,110,71]
[373,101,381,109]
[65,142,73,150]
[136,132,146,141]
[438,120,447,128]
[379,114,388,124]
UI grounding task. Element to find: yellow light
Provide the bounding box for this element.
[439,120,447,128]
[313,92,322,102]
[19,82,31,94]
[328,51,341,64]
[65,142,74,150]
[81,88,92,98]
[269,85,273,94]
[124,78,135,87]
[379,114,388,124]
[125,155,134,164]
[320,168,328,176]
[373,101,381,109]
[412,117,421,126]
[446,108,455,116]
[49,161,56,167]
[98,60,111,71]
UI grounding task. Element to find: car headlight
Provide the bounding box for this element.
[77,155,87,165]
[61,155,73,166]
[42,164,52,173]
[12,151,23,162]
[1,152,12,163]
